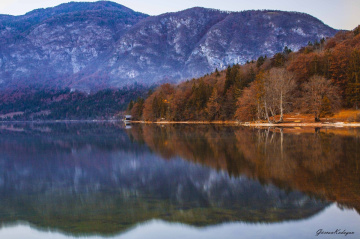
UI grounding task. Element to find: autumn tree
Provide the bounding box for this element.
[182,79,212,120]
[142,84,174,121]
[234,83,258,121]
[301,75,340,122]
[266,68,296,122]
[142,93,156,120]
[345,49,360,109]
[287,52,328,82]
[329,44,350,100]
[128,27,360,123]
[234,66,256,92]
[238,68,297,123]
[253,71,267,121]
[271,53,286,67]
[130,97,145,120]
[206,88,221,120]
[320,95,333,117]
[171,85,193,120]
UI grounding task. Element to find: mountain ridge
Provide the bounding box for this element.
[0,1,338,92]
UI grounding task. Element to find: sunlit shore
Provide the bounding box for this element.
[129,110,360,127]
[130,120,360,127]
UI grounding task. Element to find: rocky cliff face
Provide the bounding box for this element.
[0,1,337,91]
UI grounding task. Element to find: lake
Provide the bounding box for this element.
[0,122,359,238]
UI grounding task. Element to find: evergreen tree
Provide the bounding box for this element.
[215,68,220,77]
[271,53,286,67]
[283,46,292,55]
[206,88,221,120]
[127,100,134,112]
[256,56,265,68]
[354,25,360,36]
[224,65,239,94]
[221,86,237,120]
[346,49,360,108]
[131,97,145,120]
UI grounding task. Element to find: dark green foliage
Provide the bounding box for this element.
[221,86,237,119]
[354,26,360,36]
[224,65,239,93]
[147,89,154,97]
[247,67,257,85]
[127,100,134,112]
[345,49,360,108]
[0,85,149,120]
[271,53,286,67]
[131,97,145,120]
[314,40,320,48]
[215,68,220,77]
[152,93,168,119]
[191,79,212,111]
[234,67,256,91]
[256,56,266,68]
[283,46,292,55]
[206,88,221,120]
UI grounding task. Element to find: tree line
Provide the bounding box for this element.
[129,26,360,122]
[0,85,149,120]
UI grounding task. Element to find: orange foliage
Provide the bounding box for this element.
[131,26,360,121]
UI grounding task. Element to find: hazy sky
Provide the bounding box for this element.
[0,0,359,30]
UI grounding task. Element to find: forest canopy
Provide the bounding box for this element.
[130,26,360,122]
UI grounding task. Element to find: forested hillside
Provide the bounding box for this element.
[0,85,149,120]
[130,26,360,122]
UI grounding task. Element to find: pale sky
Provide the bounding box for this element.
[0,0,359,30]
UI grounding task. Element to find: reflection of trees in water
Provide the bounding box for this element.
[235,128,343,178]
[0,123,330,236]
[129,125,360,213]
[138,125,243,172]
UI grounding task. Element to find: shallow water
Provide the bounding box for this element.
[0,122,359,238]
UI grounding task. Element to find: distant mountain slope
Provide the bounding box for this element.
[0,1,337,91]
[0,1,148,91]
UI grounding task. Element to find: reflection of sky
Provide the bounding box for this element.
[1,205,359,239]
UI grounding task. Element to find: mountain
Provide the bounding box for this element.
[0,1,148,91]
[0,1,337,92]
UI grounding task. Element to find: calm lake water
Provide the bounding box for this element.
[0,122,359,239]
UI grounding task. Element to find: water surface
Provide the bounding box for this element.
[0,123,359,238]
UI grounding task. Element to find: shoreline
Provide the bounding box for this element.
[1,120,360,127]
[130,121,360,127]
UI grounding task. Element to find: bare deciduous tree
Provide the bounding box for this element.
[266,68,296,122]
[301,75,340,122]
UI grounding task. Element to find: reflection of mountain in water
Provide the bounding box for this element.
[0,123,328,236]
[128,125,360,214]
